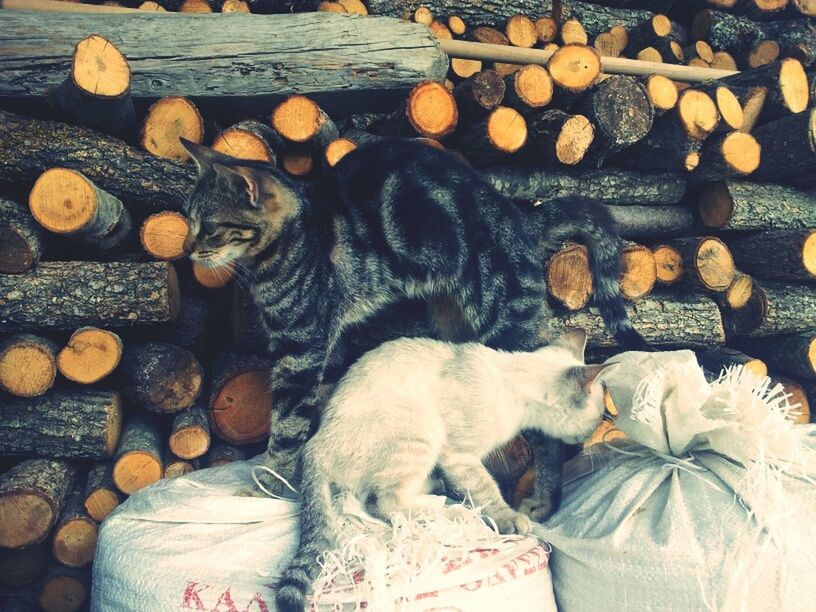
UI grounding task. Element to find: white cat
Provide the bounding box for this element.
[275,328,614,612]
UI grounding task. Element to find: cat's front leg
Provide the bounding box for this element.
[519,430,563,522]
[438,452,533,535]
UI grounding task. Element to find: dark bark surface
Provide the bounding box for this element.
[724,282,816,337]
[697,180,816,231]
[605,205,694,239]
[170,401,211,460]
[751,108,816,185]
[0,198,44,274]
[734,333,816,379]
[120,342,203,414]
[726,229,816,280]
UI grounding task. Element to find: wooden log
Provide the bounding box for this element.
[169,401,211,460]
[548,44,602,94]
[206,439,246,467]
[696,346,768,379]
[179,0,213,11]
[281,148,315,178]
[448,15,466,36]
[450,57,483,80]
[484,166,687,204]
[691,83,744,131]
[51,484,97,568]
[750,108,816,185]
[323,138,357,168]
[57,327,122,385]
[724,282,816,337]
[452,70,505,120]
[772,375,811,425]
[642,74,678,115]
[0,198,44,275]
[470,26,509,46]
[594,32,622,58]
[0,262,180,332]
[0,110,195,212]
[209,352,274,444]
[559,19,588,46]
[482,435,532,486]
[712,50,739,70]
[211,120,281,163]
[0,459,76,548]
[154,296,211,352]
[221,0,250,10]
[271,95,339,151]
[454,106,528,166]
[522,109,594,166]
[690,130,761,181]
[140,96,204,162]
[0,390,123,460]
[714,268,754,310]
[685,40,715,65]
[0,12,448,115]
[502,64,553,113]
[546,242,592,310]
[579,75,654,166]
[28,168,132,252]
[539,294,725,348]
[379,81,459,139]
[626,14,673,53]
[738,84,768,133]
[667,236,735,292]
[0,540,50,587]
[37,565,89,612]
[120,342,203,414]
[192,260,234,289]
[605,205,694,239]
[725,230,816,281]
[140,211,189,261]
[653,243,684,285]
[619,242,656,300]
[536,16,559,44]
[112,416,163,495]
[506,15,538,48]
[83,463,121,522]
[739,39,780,70]
[49,34,136,141]
[163,450,197,479]
[232,286,267,354]
[0,334,58,397]
[734,333,816,379]
[697,180,816,231]
[140,1,168,9]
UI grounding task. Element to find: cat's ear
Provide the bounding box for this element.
[572,363,618,393]
[555,328,588,360]
[213,163,261,207]
[180,138,214,176]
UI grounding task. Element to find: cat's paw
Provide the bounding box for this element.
[519,497,555,523]
[491,509,534,535]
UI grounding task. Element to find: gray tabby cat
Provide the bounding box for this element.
[276,328,614,612]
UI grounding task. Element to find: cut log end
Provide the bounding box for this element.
[646,74,678,113]
[609,25,628,52]
[486,107,527,154]
[746,40,779,70]
[407,81,458,139]
[180,0,213,12]
[725,273,754,309]
[0,494,53,548]
[556,115,595,165]
[720,131,761,175]
[685,152,701,172]
[324,138,357,167]
[192,261,234,289]
[0,335,57,397]
[113,450,162,495]
[141,97,204,162]
[211,128,275,163]
[780,58,809,114]
[29,168,98,234]
[546,243,591,310]
[39,571,88,612]
[506,15,537,48]
[803,232,816,277]
[448,15,466,36]
[53,519,98,568]
[620,244,657,300]
[653,245,683,285]
[450,57,482,79]
[140,211,189,261]
[272,95,326,143]
[72,34,130,99]
[560,19,588,46]
[282,149,314,177]
[548,44,601,93]
[211,370,273,444]
[512,64,553,108]
[594,32,621,58]
[715,87,743,131]
[221,0,250,12]
[698,182,733,229]
[169,427,210,460]
[677,90,719,140]
[57,327,123,385]
[695,237,735,292]
[84,488,119,522]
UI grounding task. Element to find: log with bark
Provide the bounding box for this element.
[211,120,282,163]
[666,236,735,293]
[546,242,592,310]
[49,34,137,141]
[713,268,754,311]
[0,540,50,587]
[271,95,340,150]
[120,342,203,414]
[697,346,768,379]
[163,450,198,479]
[28,168,132,252]
[210,352,275,444]
[377,80,459,139]
[642,74,678,115]
[206,439,246,467]
[139,211,189,261]
[51,484,97,568]
[0,390,123,460]
[539,293,725,348]
[112,415,163,495]
[0,262,180,331]
[548,44,602,99]
[140,96,204,161]
[153,296,211,353]
[725,230,816,281]
[454,106,528,165]
[734,333,816,379]
[0,198,45,274]
[169,401,211,460]
[56,327,123,385]
[750,108,816,185]
[83,463,121,522]
[324,138,358,168]
[0,459,76,548]
[452,70,505,120]
[619,242,657,301]
[652,243,684,285]
[502,64,553,113]
[37,565,90,612]
[605,205,694,239]
[697,180,816,231]
[521,109,595,166]
[0,110,195,212]
[723,282,816,337]
[0,334,58,397]
[690,130,761,181]
[0,11,449,115]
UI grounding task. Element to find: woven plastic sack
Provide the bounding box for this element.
[92,456,556,611]
[535,350,816,612]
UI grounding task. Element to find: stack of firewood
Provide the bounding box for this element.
[0,2,815,609]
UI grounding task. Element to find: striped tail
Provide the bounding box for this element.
[518,198,650,350]
[275,462,334,612]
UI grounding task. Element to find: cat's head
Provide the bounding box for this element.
[539,328,618,445]
[179,139,303,268]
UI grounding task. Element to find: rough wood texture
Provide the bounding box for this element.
[211,120,281,163]
[368,0,657,38]
[49,34,137,141]
[170,401,211,460]
[52,484,97,568]
[522,109,594,166]
[0,334,58,397]
[668,236,735,292]
[37,565,89,612]
[29,168,132,252]
[452,70,505,119]
[206,439,246,467]
[0,390,123,460]
[272,94,340,150]
[619,242,657,300]
[548,44,602,95]
[112,416,163,495]
[539,294,725,348]
[725,230,816,281]
[0,12,449,115]
[140,96,204,161]
[210,352,275,444]
[0,459,76,548]
[546,242,592,310]
[605,205,694,239]
[697,180,816,231]
[751,108,816,185]
[140,211,188,261]
[0,198,45,274]
[642,73,678,115]
[324,138,357,168]
[502,64,553,112]
[454,106,527,165]
[653,243,684,285]
[83,463,121,522]
[120,342,203,414]
[484,167,686,204]
[378,81,459,139]
[154,296,211,353]
[0,540,50,587]
[0,110,195,212]
[0,262,180,332]
[57,327,123,385]
[734,333,816,379]
[697,346,768,379]
[163,451,197,479]
[724,282,816,337]
[690,131,761,181]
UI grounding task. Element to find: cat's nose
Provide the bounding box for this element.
[182,232,198,256]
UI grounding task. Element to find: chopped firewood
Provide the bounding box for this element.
[714,268,755,310]
[712,50,739,70]
[697,347,767,379]
[0,334,58,397]
[535,16,558,44]
[454,106,528,166]
[453,69,505,119]
[413,5,432,25]
[337,0,366,14]
[559,19,588,45]
[593,32,622,58]
[546,242,592,310]
[140,97,205,161]
[450,57,483,80]
[698,180,816,230]
[752,108,816,184]
[619,243,657,301]
[667,236,735,293]
[772,375,810,425]
[57,327,123,384]
[502,64,553,112]
[163,450,198,479]
[112,415,163,495]
[627,14,672,52]
[506,15,537,48]
[548,44,601,93]
[83,463,121,522]
[272,95,340,150]
[221,0,250,11]
[735,333,816,380]
[206,439,246,467]
[179,0,213,11]
[281,148,315,177]
[169,401,211,460]
[379,81,458,139]
[691,131,761,181]
[740,39,780,70]
[428,20,453,40]
[0,540,50,587]
[652,244,684,285]
[209,352,275,444]
[140,211,189,261]
[448,15,466,36]
[211,120,281,163]
[0,198,44,275]
[324,138,357,167]
[52,484,97,568]
[724,282,816,337]
[609,25,629,52]
[523,109,594,166]
[38,565,90,612]
[120,342,203,414]
[192,261,234,289]
[471,26,510,46]
[642,74,678,115]
[725,229,816,281]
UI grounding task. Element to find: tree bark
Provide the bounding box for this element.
[690,131,761,182]
[696,346,768,379]
[521,109,595,166]
[51,484,97,568]
[169,401,211,460]
[724,282,816,337]
[0,110,195,212]
[733,332,816,379]
[154,296,211,353]
[605,204,694,239]
[209,352,275,444]
[751,108,816,185]
[725,229,816,281]
[664,237,736,293]
[211,120,283,164]
[0,11,448,115]
[0,198,44,274]
[454,106,528,166]
[112,415,163,495]
[697,180,816,231]
[452,70,505,120]
[0,261,180,332]
[0,459,76,548]
[120,342,203,414]
[0,334,58,398]
[83,463,121,522]
[0,390,123,460]
[0,540,50,587]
